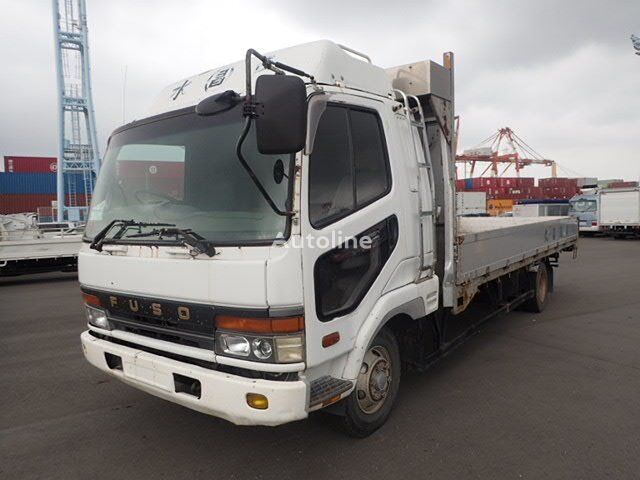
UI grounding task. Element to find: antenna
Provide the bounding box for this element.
[52,0,101,222]
[122,65,128,124]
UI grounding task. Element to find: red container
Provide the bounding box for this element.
[517,177,535,187]
[497,177,519,188]
[527,187,543,199]
[456,179,465,190]
[608,181,639,188]
[539,177,578,189]
[0,193,56,214]
[4,156,57,174]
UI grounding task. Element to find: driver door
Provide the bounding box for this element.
[301,94,398,368]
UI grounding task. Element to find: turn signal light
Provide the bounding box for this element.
[322,332,340,348]
[83,293,101,307]
[246,393,269,410]
[215,315,304,334]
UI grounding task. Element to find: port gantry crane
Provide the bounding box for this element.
[52,0,100,222]
[455,127,557,178]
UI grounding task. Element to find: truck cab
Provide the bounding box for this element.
[80,40,577,436]
[569,193,599,234]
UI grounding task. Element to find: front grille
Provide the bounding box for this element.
[85,288,216,336]
[109,316,215,350]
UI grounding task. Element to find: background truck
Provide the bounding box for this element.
[569,193,599,234]
[0,213,81,276]
[79,40,577,437]
[599,187,640,238]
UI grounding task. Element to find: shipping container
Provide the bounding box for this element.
[456,191,487,215]
[597,179,623,188]
[487,198,514,216]
[517,177,535,187]
[0,173,56,194]
[0,193,56,214]
[4,156,57,173]
[0,172,94,196]
[575,177,598,188]
[608,181,639,188]
[538,177,578,189]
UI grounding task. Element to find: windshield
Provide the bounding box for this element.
[569,198,597,213]
[85,105,293,244]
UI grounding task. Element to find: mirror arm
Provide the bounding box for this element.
[235,116,291,217]
[245,49,315,101]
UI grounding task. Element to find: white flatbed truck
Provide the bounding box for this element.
[0,213,81,276]
[79,41,577,437]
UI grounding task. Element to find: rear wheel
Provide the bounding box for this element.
[339,328,400,438]
[521,262,550,313]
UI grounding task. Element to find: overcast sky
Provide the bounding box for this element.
[1,0,639,179]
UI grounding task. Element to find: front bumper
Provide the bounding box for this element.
[81,331,309,426]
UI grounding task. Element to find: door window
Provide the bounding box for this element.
[309,105,390,228]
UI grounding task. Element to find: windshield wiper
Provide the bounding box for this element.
[124,227,217,257]
[89,219,176,252]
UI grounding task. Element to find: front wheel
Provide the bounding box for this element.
[339,328,401,438]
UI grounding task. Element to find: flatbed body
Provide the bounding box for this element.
[0,215,81,275]
[0,235,81,263]
[457,216,577,284]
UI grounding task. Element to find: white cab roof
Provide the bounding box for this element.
[149,40,393,116]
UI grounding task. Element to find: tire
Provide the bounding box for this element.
[339,327,401,438]
[521,262,551,313]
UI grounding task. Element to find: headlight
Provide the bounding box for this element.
[252,338,274,360]
[220,334,251,357]
[214,314,305,364]
[216,332,304,363]
[85,305,110,330]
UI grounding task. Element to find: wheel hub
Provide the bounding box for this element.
[356,345,392,414]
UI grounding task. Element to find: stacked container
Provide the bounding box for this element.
[538,178,579,200]
[456,177,541,201]
[4,156,57,173]
[608,181,639,188]
[1,156,92,215]
[1,173,56,214]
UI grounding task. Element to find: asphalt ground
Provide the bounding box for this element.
[1,236,639,479]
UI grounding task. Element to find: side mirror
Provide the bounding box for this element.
[254,75,307,154]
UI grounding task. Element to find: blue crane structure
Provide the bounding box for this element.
[632,35,640,56]
[52,0,100,222]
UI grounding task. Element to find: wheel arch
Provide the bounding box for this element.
[341,284,428,381]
